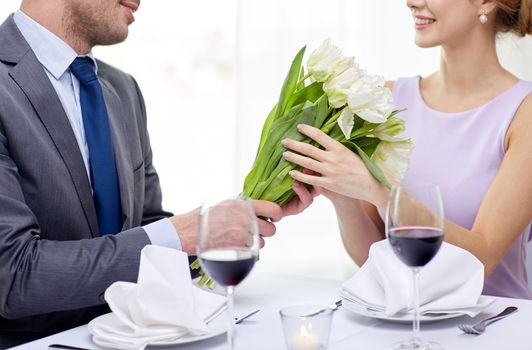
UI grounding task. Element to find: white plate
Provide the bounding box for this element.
[90,311,228,347]
[342,299,469,323]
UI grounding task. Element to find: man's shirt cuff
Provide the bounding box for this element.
[143,218,182,251]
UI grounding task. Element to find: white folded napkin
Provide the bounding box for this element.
[88,245,226,350]
[341,239,494,317]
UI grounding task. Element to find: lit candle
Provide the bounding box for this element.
[291,324,320,350]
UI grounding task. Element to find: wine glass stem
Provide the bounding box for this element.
[226,285,235,350]
[411,267,421,344]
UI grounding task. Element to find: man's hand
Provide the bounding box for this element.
[170,200,283,253]
[170,195,314,253]
[251,200,283,247]
[280,179,319,217]
[170,208,200,255]
[279,167,322,218]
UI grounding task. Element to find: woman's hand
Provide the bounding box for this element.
[281,124,388,207]
[293,168,349,204]
[279,175,319,217]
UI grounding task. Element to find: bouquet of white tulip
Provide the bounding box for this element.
[242,39,413,204]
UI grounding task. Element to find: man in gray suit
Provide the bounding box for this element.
[0,0,315,346]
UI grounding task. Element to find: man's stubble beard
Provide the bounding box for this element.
[63,1,129,52]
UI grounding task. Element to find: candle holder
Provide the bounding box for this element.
[279,305,333,350]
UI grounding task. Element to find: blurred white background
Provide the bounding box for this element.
[1,1,531,280]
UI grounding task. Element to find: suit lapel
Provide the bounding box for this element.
[100,79,133,229]
[2,16,100,237]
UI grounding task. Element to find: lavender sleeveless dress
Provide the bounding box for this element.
[392,76,532,299]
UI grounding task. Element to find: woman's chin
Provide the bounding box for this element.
[414,36,440,49]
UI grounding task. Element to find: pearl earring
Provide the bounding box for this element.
[479,9,488,24]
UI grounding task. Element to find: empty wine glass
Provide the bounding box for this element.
[197,198,259,349]
[385,182,444,350]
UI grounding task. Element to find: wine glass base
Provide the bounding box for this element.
[390,340,443,350]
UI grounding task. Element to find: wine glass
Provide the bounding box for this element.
[197,198,259,349]
[385,182,444,350]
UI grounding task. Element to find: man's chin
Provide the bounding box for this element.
[95,29,129,46]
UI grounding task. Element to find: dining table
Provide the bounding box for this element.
[10,271,532,350]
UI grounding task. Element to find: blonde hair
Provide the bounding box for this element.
[494,0,532,36]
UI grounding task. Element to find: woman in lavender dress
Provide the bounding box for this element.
[283,0,532,298]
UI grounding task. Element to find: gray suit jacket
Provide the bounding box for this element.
[0,14,172,344]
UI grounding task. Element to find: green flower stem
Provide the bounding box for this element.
[320,109,344,134]
[198,273,210,286]
[190,258,216,289]
[190,259,200,269]
[295,73,312,90]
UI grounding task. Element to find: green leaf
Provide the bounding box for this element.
[352,115,365,132]
[350,121,379,139]
[320,108,344,134]
[343,141,391,189]
[313,94,331,129]
[243,103,305,197]
[255,104,278,158]
[246,104,317,201]
[254,106,316,198]
[276,46,306,118]
[349,110,406,139]
[353,137,381,157]
[298,65,306,87]
[247,46,309,188]
[329,123,345,141]
[275,188,296,206]
[286,82,324,112]
[388,109,405,118]
[252,162,294,200]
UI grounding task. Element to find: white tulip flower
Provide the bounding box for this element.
[347,75,394,124]
[371,116,407,141]
[323,67,365,108]
[337,108,355,139]
[331,56,356,79]
[307,39,354,83]
[371,140,414,183]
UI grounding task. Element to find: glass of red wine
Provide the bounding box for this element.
[197,198,259,350]
[385,182,444,350]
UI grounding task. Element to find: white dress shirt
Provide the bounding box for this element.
[13,10,181,250]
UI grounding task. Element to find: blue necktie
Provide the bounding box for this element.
[70,57,122,235]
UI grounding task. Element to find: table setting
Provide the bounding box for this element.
[12,192,531,350]
[340,240,495,323]
[87,245,227,349]
[11,269,532,349]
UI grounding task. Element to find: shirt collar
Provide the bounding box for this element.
[13,10,97,79]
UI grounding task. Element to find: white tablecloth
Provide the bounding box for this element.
[10,272,532,350]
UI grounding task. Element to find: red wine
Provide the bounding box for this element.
[199,249,256,287]
[388,227,443,267]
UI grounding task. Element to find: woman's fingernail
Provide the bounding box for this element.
[289,170,295,176]
[283,151,289,158]
[297,124,303,130]
[281,139,288,146]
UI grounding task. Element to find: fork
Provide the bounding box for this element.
[235,309,260,324]
[458,306,518,335]
[301,300,342,318]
